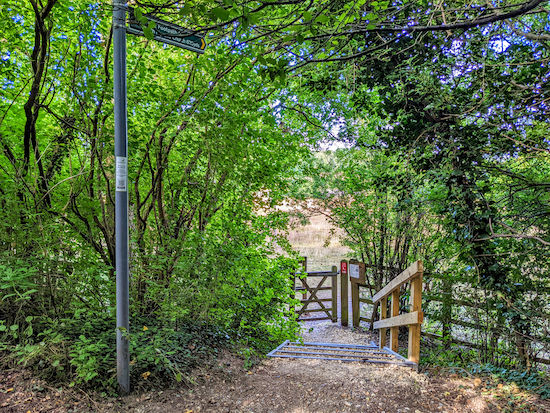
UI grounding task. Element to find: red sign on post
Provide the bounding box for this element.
[341,261,347,274]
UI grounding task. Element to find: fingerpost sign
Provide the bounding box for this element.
[112,1,206,394]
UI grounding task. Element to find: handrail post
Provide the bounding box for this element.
[379,296,387,348]
[340,260,349,327]
[408,272,423,363]
[390,289,400,352]
[371,260,424,365]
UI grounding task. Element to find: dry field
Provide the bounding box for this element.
[283,213,352,271]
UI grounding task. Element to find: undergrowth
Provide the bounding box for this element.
[0,312,285,394]
[422,342,550,400]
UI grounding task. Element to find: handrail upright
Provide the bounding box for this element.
[372,260,424,364]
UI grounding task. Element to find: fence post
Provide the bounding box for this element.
[331,266,338,323]
[390,289,400,352]
[340,260,349,327]
[441,276,452,349]
[352,281,360,327]
[408,271,423,363]
[379,296,387,348]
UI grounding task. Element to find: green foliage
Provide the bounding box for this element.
[1,308,293,391]
[0,0,307,392]
[0,263,38,303]
[69,334,109,384]
[471,364,550,400]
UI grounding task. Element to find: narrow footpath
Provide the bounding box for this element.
[2,322,547,412]
[125,323,508,413]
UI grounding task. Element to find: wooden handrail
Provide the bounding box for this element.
[373,311,423,329]
[372,260,424,364]
[372,260,423,303]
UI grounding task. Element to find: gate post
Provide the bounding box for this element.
[340,260,349,327]
[289,267,296,319]
[350,260,366,328]
[331,266,338,323]
[301,257,307,300]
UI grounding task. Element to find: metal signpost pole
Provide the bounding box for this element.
[112,3,206,393]
[113,0,130,394]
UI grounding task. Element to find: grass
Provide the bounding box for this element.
[285,213,351,271]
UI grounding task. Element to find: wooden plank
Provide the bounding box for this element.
[379,296,387,349]
[299,298,332,303]
[295,286,332,291]
[408,274,423,363]
[341,260,349,327]
[425,332,550,361]
[428,316,500,334]
[359,298,373,304]
[390,289,400,352]
[352,281,360,327]
[372,260,423,303]
[359,317,372,322]
[373,311,423,329]
[425,293,480,309]
[297,316,333,322]
[422,331,486,350]
[534,357,550,366]
[303,272,338,277]
[297,307,333,313]
[332,265,338,323]
[298,317,332,321]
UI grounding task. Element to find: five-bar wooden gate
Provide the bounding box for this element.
[293,262,338,323]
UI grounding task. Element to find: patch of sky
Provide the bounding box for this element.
[488,35,510,53]
[2,80,15,90]
[11,14,23,24]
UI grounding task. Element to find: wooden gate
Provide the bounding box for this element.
[293,264,338,323]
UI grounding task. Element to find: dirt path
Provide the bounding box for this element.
[116,324,508,413]
[1,322,547,412]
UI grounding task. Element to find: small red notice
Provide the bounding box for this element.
[341,262,347,274]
